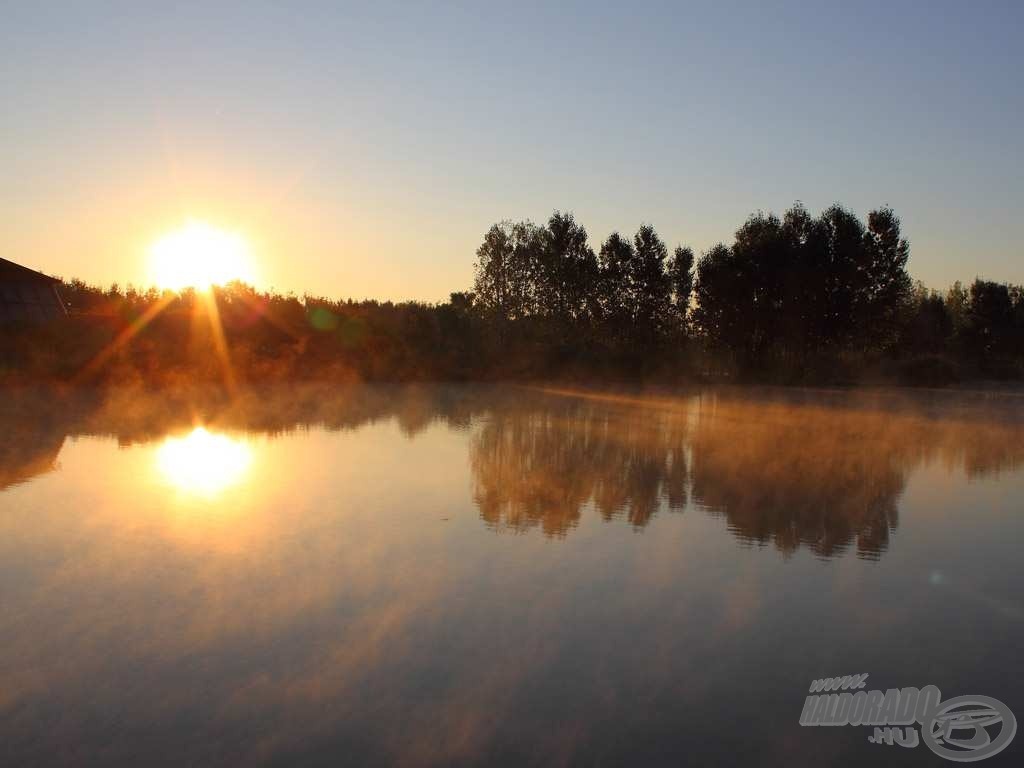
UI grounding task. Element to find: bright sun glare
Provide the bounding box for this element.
[156,427,253,496]
[149,220,255,291]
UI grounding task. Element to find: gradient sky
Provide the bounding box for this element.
[2,1,1021,301]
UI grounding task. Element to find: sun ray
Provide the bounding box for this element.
[228,287,303,341]
[200,289,238,394]
[74,292,176,383]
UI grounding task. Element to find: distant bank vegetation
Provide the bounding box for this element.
[2,203,1022,388]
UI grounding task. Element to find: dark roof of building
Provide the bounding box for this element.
[0,257,62,284]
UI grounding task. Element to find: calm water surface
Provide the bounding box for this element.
[1,385,1022,766]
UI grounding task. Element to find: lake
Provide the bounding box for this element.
[1,384,1022,766]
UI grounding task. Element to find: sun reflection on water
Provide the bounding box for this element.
[155,427,253,496]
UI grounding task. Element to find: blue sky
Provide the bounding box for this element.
[1,1,1021,299]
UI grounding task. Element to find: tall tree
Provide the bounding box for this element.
[692,243,745,352]
[631,224,673,345]
[537,211,599,325]
[472,221,541,323]
[901,282,953,355]
[597,232,636,344]
[965,280,1015,361]
[816,204,868,350]
[861,207,912,351]
[728,211,794,360]
[667,246,694,335]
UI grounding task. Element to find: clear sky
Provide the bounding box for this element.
[2,1,1021,301]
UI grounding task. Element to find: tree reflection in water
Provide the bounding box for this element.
[1,384,1022,561]
[468,388,1024,559]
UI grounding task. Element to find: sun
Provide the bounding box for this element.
[148,220,256,291]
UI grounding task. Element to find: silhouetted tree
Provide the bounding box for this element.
[692,204,913,376]
[964,280,1018,375]
[667,246,694,335]
[861,207,912,351]
[692,243,743,355]
[597,232,636,345]
[902,282,953,355]
[472,221,541,323]
[536,211,599,326]
[815,204,869,350]
[631,225,673,346]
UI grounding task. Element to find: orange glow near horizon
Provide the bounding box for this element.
[148,220,256,292]
[155,427,253,497]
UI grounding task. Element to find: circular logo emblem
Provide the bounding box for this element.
[921,695,1016,762]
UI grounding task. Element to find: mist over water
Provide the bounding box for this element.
[2,385,1022,766]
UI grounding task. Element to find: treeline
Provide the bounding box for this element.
[470,206,1023,383]
[1,203,1022,387]
[5,280,482,386]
